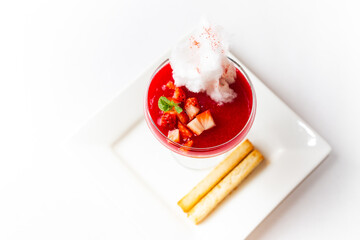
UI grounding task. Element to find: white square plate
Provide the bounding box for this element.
[68,52,331,239]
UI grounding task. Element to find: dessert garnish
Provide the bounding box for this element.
[188,148,263,224]
[178,140,254,212]
[157,86,217,147]
[177,139,264,224]
[158,96,183,113]
[170,19,237,105]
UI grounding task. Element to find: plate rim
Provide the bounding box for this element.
[67,51,332,239]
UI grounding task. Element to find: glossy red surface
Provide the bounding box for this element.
[147,63,253,149]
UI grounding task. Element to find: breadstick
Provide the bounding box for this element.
[188,149,264,224]
[178,140,254,212]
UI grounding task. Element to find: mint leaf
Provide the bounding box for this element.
[158,96,172,112]
[162,97,172,105]
[174,105,183,113]
[158,96,183,113]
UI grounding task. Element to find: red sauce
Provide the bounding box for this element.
[147,63,253,149]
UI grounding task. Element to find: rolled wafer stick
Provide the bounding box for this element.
[188,149,264,224]
[178,140,254,212]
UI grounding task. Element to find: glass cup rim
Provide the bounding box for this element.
[144,57,257,152]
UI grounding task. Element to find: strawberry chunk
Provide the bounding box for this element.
[176,111,189,125]
[160,112,177,129]
[183,139,194,147]
[196,110,216,130]
[169,97,181,104]
[187,118,204,135]
[166,81,175,90]
[173,87,186,102]
[178,121,193,140]
[184,97,200,120]
[167,129,180,143]
[180,139,194,152]
[185,97,200,108]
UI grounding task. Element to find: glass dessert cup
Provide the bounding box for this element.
[144,58,257,169]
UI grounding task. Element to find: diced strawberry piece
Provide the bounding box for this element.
[187,118,204,135]
[173,87,186,102]
[167,129,180,143]
[185,105,200,120]
[196,110,216,130]
[169,97,181,104]
[176,111,189,125]
[160,112,177,129]
[185,97,200,109]
[178,121,193,140]
[184,97,200,120]
[183,139,194,147]
[180,139,194,152]
[166,81,175,90]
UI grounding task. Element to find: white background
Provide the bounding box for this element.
[1,0,360,239]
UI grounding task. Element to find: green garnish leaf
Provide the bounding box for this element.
[162,96,172,105]
[174,105,183,113]
[158,96,172,112]
[158,96,183,113]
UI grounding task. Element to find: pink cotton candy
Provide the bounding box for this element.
[170,20,237,105]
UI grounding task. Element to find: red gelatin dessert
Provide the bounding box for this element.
[144,59,256,158]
